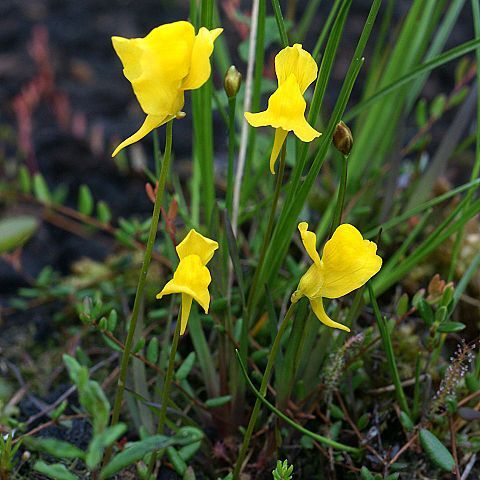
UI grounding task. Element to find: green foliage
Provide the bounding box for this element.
[0,216,38,254]
[0,433,22,478]
[33,461,80,480]
[63,354,110,435]
[78,185,94,216]
[272,460,293,480]
[419,429,455,472]
[100,428,203,479]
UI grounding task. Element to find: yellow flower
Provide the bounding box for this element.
[291,222,382,332]
[244,44,321,174]
[156,229,218,335]
[112,21,223,157]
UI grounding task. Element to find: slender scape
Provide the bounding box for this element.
[103,120,173,466]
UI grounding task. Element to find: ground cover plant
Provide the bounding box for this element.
[1,0,480,478]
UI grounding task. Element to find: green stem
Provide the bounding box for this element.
[329,153,348,236]
[236,350,361,454]
[147,315,182,475]
[233,302,296,479]
[245,144,287,318]
[103,120,173,467]
[368,283,411,416]
[241,144,287,370]
[226,96,237,216]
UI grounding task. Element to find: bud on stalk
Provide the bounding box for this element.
[333,121,353,156]
[224,65,242,98]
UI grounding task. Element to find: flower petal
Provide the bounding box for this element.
[320,224,382,299]
[113,21,193,116]
[310,297,350,332]
[298,222,321,265]
[180,293,193,335]
[292,117,322,143]
[270,128,288,174]
[176,229,219,265]
[245,75,320,142]
[156,255,211,313]
[296,263,324,300]
[182,27,223,91]
[275,44,318,94]
[112,114,171,157]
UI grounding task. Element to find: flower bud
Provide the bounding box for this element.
[224,65,242,98]
[333,121,353,155]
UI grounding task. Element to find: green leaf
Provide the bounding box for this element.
[0,216,39,254]
[175,352,196,382]
[465,373,480,393]
[98,317,107,331]
[100,435,175,479]
[25,437,84,460]
[183,466,197,480]
[419,428,455,472]
[396,293,409,317]
[63,354,110,434]
[357,413,369,430]
[449,86,468,107]
[85,424,127,470]
[360,466,375,480]
[399,411,414,432]
[133,337,145,353]
[430,94,447,119]
[18,166,31,193]
[417,299,434,326]
[107,309,118,332]
[441,285,455,308]
[97,201,112,224]
[346,37,480,120]
[146,337,159,364]
[415,98,428,127]
[455,57,470,83]
[78,185,94,216]
[435,306,448,324]
[437,321,465,333]
[33,173,51,203]
[34,461,79,480]
[63,354,82,384]
[167,446,188,475]
[204,395,232,408]
[176,427,203,462]
[329,404,344,420]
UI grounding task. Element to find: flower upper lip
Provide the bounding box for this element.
[111,21,222,157]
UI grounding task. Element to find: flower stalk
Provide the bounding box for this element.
[329,153,348,237]
[242,143,287,363]
[225,66,241,215]
[330,121,352,236]
[368,282,411,416]
[147,314,182,475]
[103,119,173,466]
[233,301,296,479]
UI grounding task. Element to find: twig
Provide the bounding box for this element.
[15,414,87,444]
[366,374,428,394]
[449,414,461,479]
[387,432,418,466]
[335,391,384,465]
[461,453,477,480]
